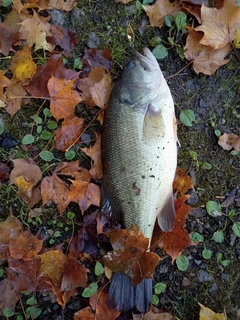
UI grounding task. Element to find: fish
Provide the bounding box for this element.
[101,47,178,313]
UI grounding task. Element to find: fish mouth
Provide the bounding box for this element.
[134,47,159,71]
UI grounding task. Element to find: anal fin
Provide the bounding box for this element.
[157,194,176,232]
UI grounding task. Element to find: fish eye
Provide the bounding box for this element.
[126,60,136,69]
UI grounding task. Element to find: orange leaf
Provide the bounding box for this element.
[184,28,230,75]
[143,0,181,27]
[74,306,95,320]
[41,173,70,214]
[9,229,43,261]
[173,167,194,195]
[54,115,84,151]
[55,161,91,181]
[82,135,102,179]
[69,180,101,213]
[48,76,82,121]
[218,132,240,151]
[157,195,194,262]
[0,214,23,262]
[49,0,77,11]
[10,44,37,84]
[103,224,160,286]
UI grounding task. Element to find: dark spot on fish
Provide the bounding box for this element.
[157,156,159,158]
[132,182,141,196]
[163,147,165,150]
[150,168,152,170]
[149,175,155,178]
[131,247,137,254]
[128,201,131,205]
[142,175,145,179]
[120,166,126,172]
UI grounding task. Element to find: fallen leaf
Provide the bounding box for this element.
[143,0,181,28]
[54,115,84,151]
[218,132,240,151]
[103,224,160,286]
[82,48,112,73]
[49,0,77,11]
[41,173,70,214]
[133,305,174,319]
[0,278,21,316]
[54,161,91,181]
[10,44,37,84]
[184,28,230,75]
[221,188,237,208]
[25,53,79,98]
[195,0,240,50]
[82,135,103,179]
[155,195,194,262]
[5,80,27,116]
[48,75,82,121]
[0,162,10,186]
[0,23,19,56]
[74,306,95,320]
[0,71,11,99]
[19,10,55,51]
[199,303,227,320]
[173,167,194,195]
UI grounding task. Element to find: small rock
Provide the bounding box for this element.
[197,269,213,282]
[182,277,191,287]
[194,259,202,266]
[48,9,65,26]
[87,31,100,48]
[209,283,218,294]
[222,273,229,281]
[230,233,237,246]
[199,99,207,108]
[186,190,199,206]
[189,208,206,219]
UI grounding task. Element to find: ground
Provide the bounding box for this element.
[0,0,240,319]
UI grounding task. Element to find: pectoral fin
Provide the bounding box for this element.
[142,103,164,144]
[100,179,120,224]
[157,194,176,232]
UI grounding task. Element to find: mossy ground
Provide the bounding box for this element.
[0,1,240,319]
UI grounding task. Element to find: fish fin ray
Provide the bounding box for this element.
[100,180,120,223]
[157,194,176,232]
[135,278,152,313]
[142,104,164,144]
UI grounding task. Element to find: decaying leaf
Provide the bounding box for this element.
[133,305,174,319]
[218,132,240,151]
[103,224,160,286]
[82,135,103,179]
[0,278,21,317]
[5,80,28,116]
[173,167,194,195]
[199,303,227,320]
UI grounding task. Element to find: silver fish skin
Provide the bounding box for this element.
[101,47,178,313]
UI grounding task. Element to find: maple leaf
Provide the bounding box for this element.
[0,278,21,317]
[0,23,19,56]
[41,173,70,214]
[82,135,103,179]
[25,54,79,98]
[8,229,43,261]
[173,167,194,195]
[103,224,160,286]
[19,10,55,51]
[77,67,113,109]
[218,132,240,151]
[184,28,230,75]
[69,180,101,213]
[133,305,174,319]
[48,75,82,121]
[5,80,27,116]
[55,160,91,181]
[9,45,37,84]
[49,0,77,11]
[143,0,181,27]
[195,0,240,50]
[198,303,227,320]
[10,158,42,207]
[82,48,113,73]
[54,115,84,151]
[155,195,194,262]
[0,162,10,187]
[0,214,23,262]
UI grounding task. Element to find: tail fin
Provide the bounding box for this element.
[108,272,152,313]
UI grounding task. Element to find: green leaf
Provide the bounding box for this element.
[40,151,54,162]
[3,307,15,317]
[67,212,75,219]
[43,108,52,118]
[152,294,159,306]
[202,248,212,259]
[212,230,224,243]
[25,306,42,320]
[230,150,239,156]
[180,110,196,127]
[143,0,153,4]
[149,36,161,47]
[47,120,58,130]
[189,150,198,161]
[82,282,98,298]
[17,315,24,320]
[214,129,221,137]
[176,254,189,271]
[73,58,83,70]
[206,201,222,217]
[2,0,12,7]
[40,130,52,140]
[217,252,222,262]
[164,15,173,28]
[202,162,212,170]
[22,134,35,144]
[26,296,37,305]
[190,232,204,243]
[31,115,42,124]
[37,125,42,134]
[175,11,187,32]
[65,150,76,160]
[95,262,104,276]
[53,231,61,237]
[221,260,230,267]
[232,222,240,237]
[0,268,4,277]
[154,282,166,294]
[167,37,175,45]
[152,44,168,60]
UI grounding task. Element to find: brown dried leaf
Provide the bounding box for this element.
[218,132,240,151]
[82,135,102,179]
[0,23,19,56]
[49,0,77,11]
[5,80,27,116]
[0,278,21,317]
[173,167,194,195]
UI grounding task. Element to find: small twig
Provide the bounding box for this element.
[19,297,27,320]
[166,61,193,80]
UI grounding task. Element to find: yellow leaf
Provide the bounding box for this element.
[235,27,240,48]
[199,303,227,320]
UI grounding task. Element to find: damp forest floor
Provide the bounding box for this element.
[0,1,240,320]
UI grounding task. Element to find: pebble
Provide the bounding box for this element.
[209,283,218,294]
[87,31,100,48]
[197,269,213,282]
[48,9,65,26]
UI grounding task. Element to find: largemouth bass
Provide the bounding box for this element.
[101,47,178,313]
